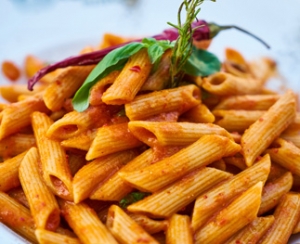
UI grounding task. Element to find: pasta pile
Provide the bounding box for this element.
[1,37,300,244]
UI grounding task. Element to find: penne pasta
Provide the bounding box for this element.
[106,205,158,244]
[119,135,240,192]
[90,148,156,201]
[214,94,279,110]
[258,171,293,215]
[86,123,143,161]
[192,154,270,232]
[241,90,296,167]
[61,129,96,151]
[19,147,60,231]
[73,149,137,203]
[31,111,73,200]
[43,66,94,111]
[202,72,263,96]
[47,105,113,140]
[35,229,82,244]
[0,191,37,243]
[213,110,265,132]
[180,103,215,123]
[259,193,300,244]
[224,216,275,244]
[125,84,200,120]
[266,138,300,176]
[0,151,27,192]
[194,181,263,244]
[127,167,231,218]
[166,214,193,244]
[0,84,45,103]
[61,200,118,244]
[89,70,120,106]
[128,213,168,234]
[0,96,49,140]
[128,121,232,147]
[102,48,152,104]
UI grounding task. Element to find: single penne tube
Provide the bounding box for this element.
[0,84,45,103]
[202,72,263,96]
[180,103,215,123]
[258,171,293,215]
[0,151,27,192]
[61,129,97,151]
[19,147,60,231]
[266,138,300,176]
[119,135,240,192]
[194,182,263,244]
[102,48,152,105]
[35,229,81,244]
[213,110,265,132]
[223,48,249,78]
[241,90,296,167]
[90,148,156,201]
[259,193,300,244]
[89,70,120,106]
[31,112,73,200]
[106,205,158,244]
[61,200,118,244]
[86,123,143,161]
[224,216,275,244]
[166,214,193,244]
[140,49,172,91]
[214,94,280,110]
[128,213,168,234]
[127,167,231,218]
[128,121,232,147]
[47,105,112,140]
[0,96,48,140]
[0,191,37,243]
[191,154,270,232]
[73,150,137,203]
[125,84,200,120]
[0,133,36,158]
[43,65,94,111]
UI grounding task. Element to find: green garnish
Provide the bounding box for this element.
[72,0,221,112]
[167,0,213,87]
[119,191,150,209]
[72,38,174,112]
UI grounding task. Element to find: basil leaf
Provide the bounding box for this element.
[182,47,221,77]
[144,38,174,70]
[119,191,150,209]
[72,42,145,112]
[148,43,165,68]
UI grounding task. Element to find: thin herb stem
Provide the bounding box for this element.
[168,0,205,87]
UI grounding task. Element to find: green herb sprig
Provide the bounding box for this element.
[168,0,212,87]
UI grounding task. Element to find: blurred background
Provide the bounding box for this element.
[0,0,300,90]
[0,0,300,243]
